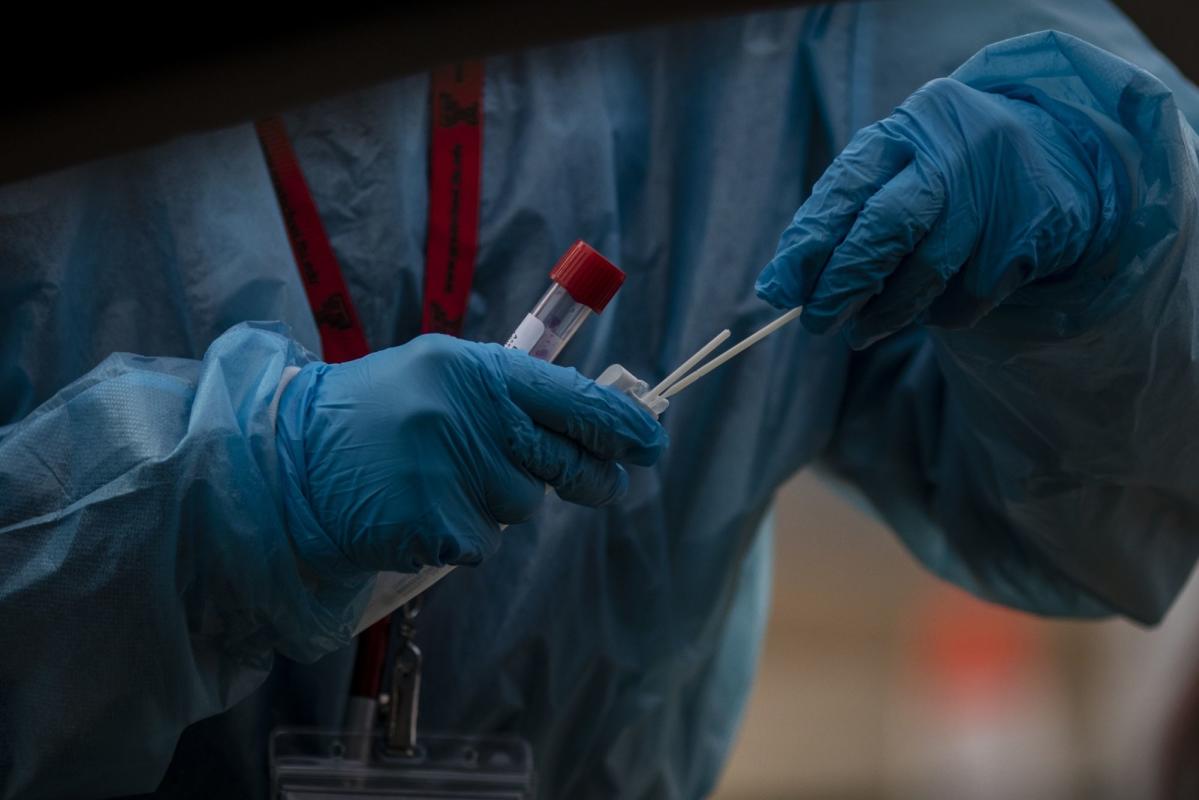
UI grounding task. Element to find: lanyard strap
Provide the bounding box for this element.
[257,61,486,706]
[255,116,371,363]
[422,60,485,337]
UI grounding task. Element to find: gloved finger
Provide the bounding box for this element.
[923,231,1031,329]
[802,159,945,336]
[755,122,913,309]
[496,346,667,466]
[482,461,550,526]
[354,495,504,571]
[846,201,979,349]
[400,517,500,569]
[514,422,630,507]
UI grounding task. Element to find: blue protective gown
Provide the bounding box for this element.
[2,1,1199,798]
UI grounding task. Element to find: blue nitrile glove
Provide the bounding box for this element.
[275,334,667,574]
[756,74,1126,347]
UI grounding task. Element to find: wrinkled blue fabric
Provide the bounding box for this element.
[761,29,1199,624]
[0,323,365,798]
[276,335,666,574]
[1,1,1198,799]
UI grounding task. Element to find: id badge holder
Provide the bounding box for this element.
[270,601,536,799]
[270,730,535,799]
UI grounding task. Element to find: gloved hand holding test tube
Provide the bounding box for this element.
[355,244,803,632]
[354,241,627,630]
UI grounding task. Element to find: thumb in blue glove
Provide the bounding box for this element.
[756,75,1126,348]
[275,334,667,575]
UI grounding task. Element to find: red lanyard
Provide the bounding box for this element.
[257,60,485,703]
[423,60,485,337]
[255,116,371,364]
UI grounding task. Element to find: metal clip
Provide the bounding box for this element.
[386,599,423,754]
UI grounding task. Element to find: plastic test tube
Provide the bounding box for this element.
[353,241,626,633]
[505,242,623,360]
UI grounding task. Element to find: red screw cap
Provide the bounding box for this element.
[549,241,625,313]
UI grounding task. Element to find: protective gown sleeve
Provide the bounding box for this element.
[0,322,369,799]
[819,32,1199,625]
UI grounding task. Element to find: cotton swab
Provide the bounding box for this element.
[661,307,803,399]
[645,328,732,400]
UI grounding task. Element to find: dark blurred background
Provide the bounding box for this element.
[4,1,1195,186]
[1113,0,1198,79]
[714,473,1199,799]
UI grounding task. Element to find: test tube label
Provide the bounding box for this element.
[505,314,546,353]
